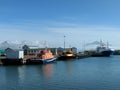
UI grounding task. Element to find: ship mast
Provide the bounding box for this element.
[44,41,47,50]
[64,35,66,50]
[107,41,109,49]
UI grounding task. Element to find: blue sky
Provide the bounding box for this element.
[0,0,120,49]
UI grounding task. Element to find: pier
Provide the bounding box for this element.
[0,48,115,65]
[76,54,90,59]
[0,53,91,65]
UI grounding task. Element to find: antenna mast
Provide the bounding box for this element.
[64,35,66,50]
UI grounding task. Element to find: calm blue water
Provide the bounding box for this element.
[1,56,120,90]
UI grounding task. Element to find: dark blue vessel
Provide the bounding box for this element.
[92,40,114,57]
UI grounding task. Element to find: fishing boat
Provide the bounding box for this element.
[91,41,114,57]
[57,36,76,60]
[58,49,76,60]
[26,49,56,64]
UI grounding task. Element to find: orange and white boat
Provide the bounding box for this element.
[26,49,56,64]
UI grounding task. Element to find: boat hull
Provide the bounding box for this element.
[26,58,56,65]
[42,58,56,64]
[58,56,76,60]
[92,50,113,57]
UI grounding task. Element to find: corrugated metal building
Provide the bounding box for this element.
[5,48,24,59]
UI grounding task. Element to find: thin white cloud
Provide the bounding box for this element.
[0,21,120,49]
[48,25,120,49]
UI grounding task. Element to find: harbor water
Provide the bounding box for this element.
[1,56,120,90]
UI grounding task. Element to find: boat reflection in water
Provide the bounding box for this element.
[41,64,54,79]
[65,60,74,74]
